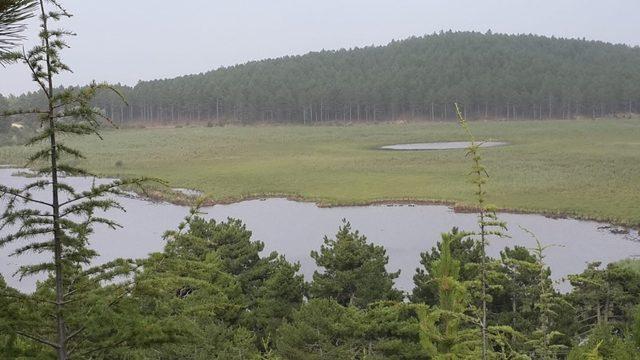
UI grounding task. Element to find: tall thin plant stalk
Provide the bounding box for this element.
[455,103,507,359]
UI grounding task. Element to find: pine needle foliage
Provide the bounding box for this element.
[455,103,508,359]
[309,220,403,308]
[416,230,481,359]
[0,0,36,60]
[585,341,603,360]
[0,1,154,358]
[517,228,568,359]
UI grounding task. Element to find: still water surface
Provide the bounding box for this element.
[1,168,638,293]
[381,141,507,150]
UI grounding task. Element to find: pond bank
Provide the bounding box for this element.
[131,184,640,232]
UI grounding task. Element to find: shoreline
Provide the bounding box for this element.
[134,183,640,233]
[3,166,638,232]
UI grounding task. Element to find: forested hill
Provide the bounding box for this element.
[4,31,640,124]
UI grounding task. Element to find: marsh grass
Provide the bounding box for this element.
[1,118,639,226]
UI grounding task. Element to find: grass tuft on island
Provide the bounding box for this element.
[1,118,639,227]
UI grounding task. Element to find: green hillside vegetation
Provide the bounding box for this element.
[2,31,640,126]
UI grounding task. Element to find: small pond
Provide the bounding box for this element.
[381,141,507,150]
[1,168,638,293]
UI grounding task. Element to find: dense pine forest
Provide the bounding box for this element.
[2,31,640,127]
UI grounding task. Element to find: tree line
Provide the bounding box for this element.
[3,31,640,127]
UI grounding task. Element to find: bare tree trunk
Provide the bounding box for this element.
[539,104,542,120]
[512,294,517,328]
[431,102,435,121]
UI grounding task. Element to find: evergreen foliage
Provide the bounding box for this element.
[416,230,480,359]
[0,0,35,58]
[412,227,480,304]
[0,1,149,358]
[567,262,640,336]
[4,31,640,125]
[309,220,403,307]
[2,200,640,358]
[3,2,640,358]
[276,299,426,359]
[124,213,261,359]
[456,102,509,359]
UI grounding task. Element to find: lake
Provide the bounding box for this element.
[1,168,638,293]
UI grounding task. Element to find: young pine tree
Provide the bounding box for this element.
[0,1,149,358]
[416,229,480,359]
[517,229,568,359]
[454,103,508,359]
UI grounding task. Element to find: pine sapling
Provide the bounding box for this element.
[0,1,155,358]
[454,102,507,359]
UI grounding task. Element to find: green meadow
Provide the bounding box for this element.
[1,118,639,226]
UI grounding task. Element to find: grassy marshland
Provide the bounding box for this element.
[1,118,639,226]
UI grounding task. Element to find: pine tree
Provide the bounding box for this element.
[455,103,508,359]
[309,220,403,308]
[251,256,305,343]
[275,298,365,359]
[363,302,426,359]
[412,227,481,305]
[517,229,568,359]
[0,1,149,358]
[416,230,480,359]
[128,210,260,359]
[163,212,306,348]
[567,262,640,338]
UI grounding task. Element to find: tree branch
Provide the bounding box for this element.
[16,330,59,349]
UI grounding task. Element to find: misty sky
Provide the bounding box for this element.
[2,0,640,95]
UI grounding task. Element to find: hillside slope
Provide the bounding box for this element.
[3,31,640,125]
